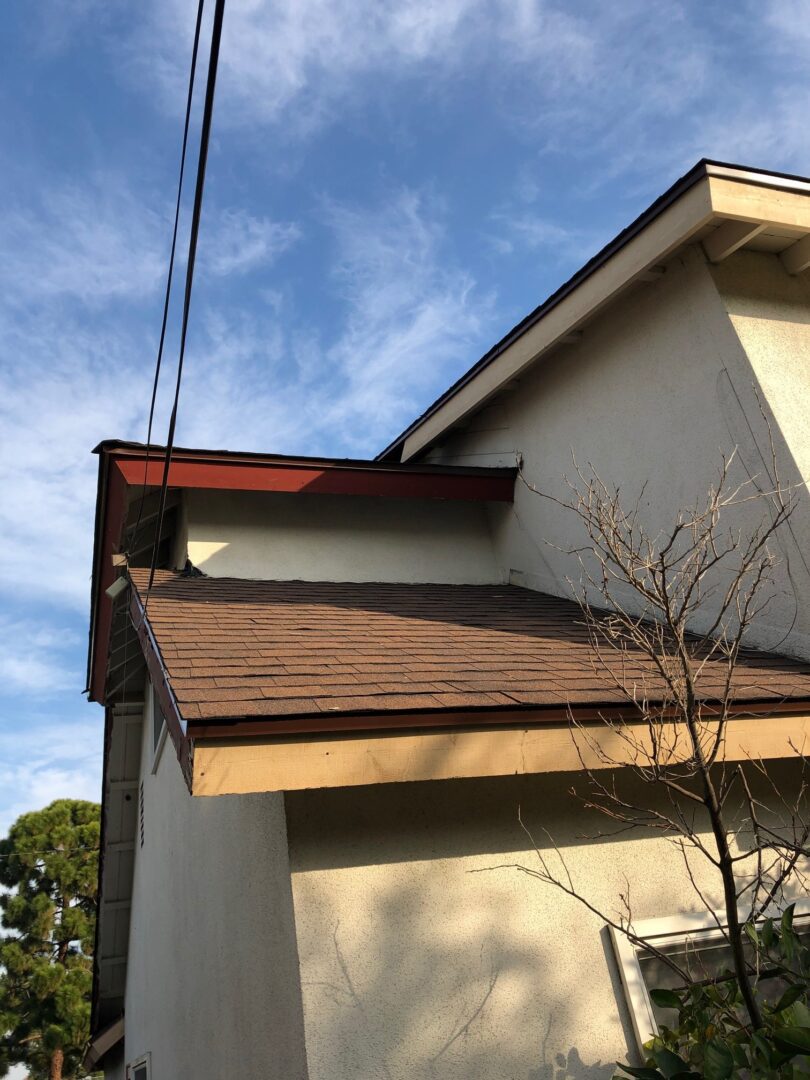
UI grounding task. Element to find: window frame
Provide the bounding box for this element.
[146,682,168,773]
[126,1051,151,1079]
[610,899,810,1054]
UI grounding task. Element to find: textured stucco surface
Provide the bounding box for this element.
[119,703,309,1080]
[184,488,502,585]
[285,766,802,1080]
[425,244,810,657]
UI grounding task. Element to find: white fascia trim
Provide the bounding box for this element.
[399,173,810,461]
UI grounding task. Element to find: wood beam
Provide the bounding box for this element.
[703,219,766,263]
[780,232,810,275]
[192,714,810,796]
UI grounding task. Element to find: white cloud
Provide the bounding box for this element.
[114,0,810,184]
[129,0,483,129]
[0,617,79,694]
[200,209,300,276]
[0,179,166,308]
[317,189,494,445]
[486,210,599,261]
[166,187,496,455]
[0,719,103,837]
[0,313,148,610]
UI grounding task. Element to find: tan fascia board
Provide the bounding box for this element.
[192,712,810,795]
[83,1014,124,1070]
[400,175,810,462]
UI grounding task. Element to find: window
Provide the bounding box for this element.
[611,902,810,1053]
[148,683,168,771]
[126,1053,150,1079]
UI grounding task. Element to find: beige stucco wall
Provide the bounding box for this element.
[285,762,803,1080]
[182,489,502,585]
[118,701,309,1080]
[425,244,810,658]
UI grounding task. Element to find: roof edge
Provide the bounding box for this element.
[376,158,810,461]
[184,695,810,741]
[93,439,516,477]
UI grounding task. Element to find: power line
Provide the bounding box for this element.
[0,849,100,860]
[128,0,207,560]
[144,0,227,612]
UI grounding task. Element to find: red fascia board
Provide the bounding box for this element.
[113,453,515,502]
[89,461,128,704]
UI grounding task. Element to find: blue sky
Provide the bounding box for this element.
[1,0,810,835]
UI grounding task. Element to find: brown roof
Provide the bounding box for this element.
[128,569,810,731]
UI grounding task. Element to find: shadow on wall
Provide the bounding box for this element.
[284,769,666,1079]
[284,761,805,1080]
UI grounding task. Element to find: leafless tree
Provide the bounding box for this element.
[488,442,810,1033]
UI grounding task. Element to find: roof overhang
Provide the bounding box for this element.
[378,159,810,462]
[192,709,810,794]
[83,1014,124,1071]
[86,442,516,705]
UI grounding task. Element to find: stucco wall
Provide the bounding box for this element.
[285,763,802,1080]
[119,700,309,1080]
[424,244,810,657]
[183,489,502,585]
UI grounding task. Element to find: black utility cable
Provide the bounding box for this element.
[144,0,227,611]
[129,0,207,559]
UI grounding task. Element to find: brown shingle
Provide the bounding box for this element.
[128,569,810,728]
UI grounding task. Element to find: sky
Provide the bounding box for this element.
[1,0,810,839]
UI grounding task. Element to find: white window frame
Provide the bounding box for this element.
[146,682,168,773]
[610,899,810,1054]
[126,1051,151,1079]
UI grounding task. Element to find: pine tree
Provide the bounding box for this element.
[0,799,100,1080]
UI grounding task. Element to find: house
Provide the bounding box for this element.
[84,160,810,1079]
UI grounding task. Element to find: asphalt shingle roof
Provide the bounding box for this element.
[128,569,810,727]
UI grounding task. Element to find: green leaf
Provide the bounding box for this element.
[791,999,810,1027]
[772,1025,810,1054]
[649,989,682,1010]
[782,904,796,934]
[652,1047,690,1079]
[773,984,806,1013]
[750,1032,772,1065]
[761,918,775,949]
[615,1065,663,1080]
[744,923,759,947]
[702,1039,734,1080]
[729,1041,749,1069]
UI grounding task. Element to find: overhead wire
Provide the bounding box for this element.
[116,0,208,721]
[143,0,227,613]
[128,0,207,561]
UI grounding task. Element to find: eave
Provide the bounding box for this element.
[191,711,810,795]
[377,159,810,463]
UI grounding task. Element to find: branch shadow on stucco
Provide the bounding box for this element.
[283,767,705,1079]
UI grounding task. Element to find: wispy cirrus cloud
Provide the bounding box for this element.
[0,180,166,308]
[317,189,494,444]
[0,718,103,835]
[199,209,301,277]
[0,618,78,695]
[174,187,496,453]
[113,0,810,186]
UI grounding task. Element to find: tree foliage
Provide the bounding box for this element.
[619,904,810,1079]
[0,799,100,1080]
